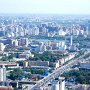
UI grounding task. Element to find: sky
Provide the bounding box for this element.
[0,0,90,14]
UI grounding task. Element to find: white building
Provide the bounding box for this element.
[0,65,6,81]
[52,77,65,90]
[58,29,66,36]
[0,43,5,51]
[54,60,60,69]
[13,39,18,47]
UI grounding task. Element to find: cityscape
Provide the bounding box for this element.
[0,0,90,90]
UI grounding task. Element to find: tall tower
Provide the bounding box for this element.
[70,35,73,46]
[0,65,6,81]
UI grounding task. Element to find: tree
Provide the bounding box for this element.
[30,68,46,75]
[17,61,23,66]
[0,56,9,61]
[8,54,15,60]
[61,69,90,84]
[9,68,24,80]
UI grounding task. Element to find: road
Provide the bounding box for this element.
[24,50,90,90]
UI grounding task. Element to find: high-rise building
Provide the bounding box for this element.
[58,29,66,36]
[19,38,28,47]
[0,43,5,51]
[32,27,39,35]
[52,77,65,90]
[0,65,6,81]
[70,35,73,46]
[13,39,18,47]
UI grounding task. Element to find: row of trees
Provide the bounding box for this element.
[0,54,15,61]
[29,35,65,40]
[29,51,66,62]
[8,68,31,80]
[30,68,46,75]
[61,69,90,84]
[9,68,24,80]
[9,68,46,80]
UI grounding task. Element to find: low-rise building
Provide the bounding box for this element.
[49,50,68,55]
[0,86,13,90]
[24,61,49,68]
[54,60,60,69]
[18,51,34,59]
[59,53,76,65]
[79,61,90,70]
[67,84,90,90]
[0,61,19,68]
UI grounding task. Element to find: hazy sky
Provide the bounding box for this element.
[0,0,90,14]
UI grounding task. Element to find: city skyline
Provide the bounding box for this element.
[0,0,90,15]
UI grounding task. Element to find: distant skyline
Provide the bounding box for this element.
[0,0,90,15]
